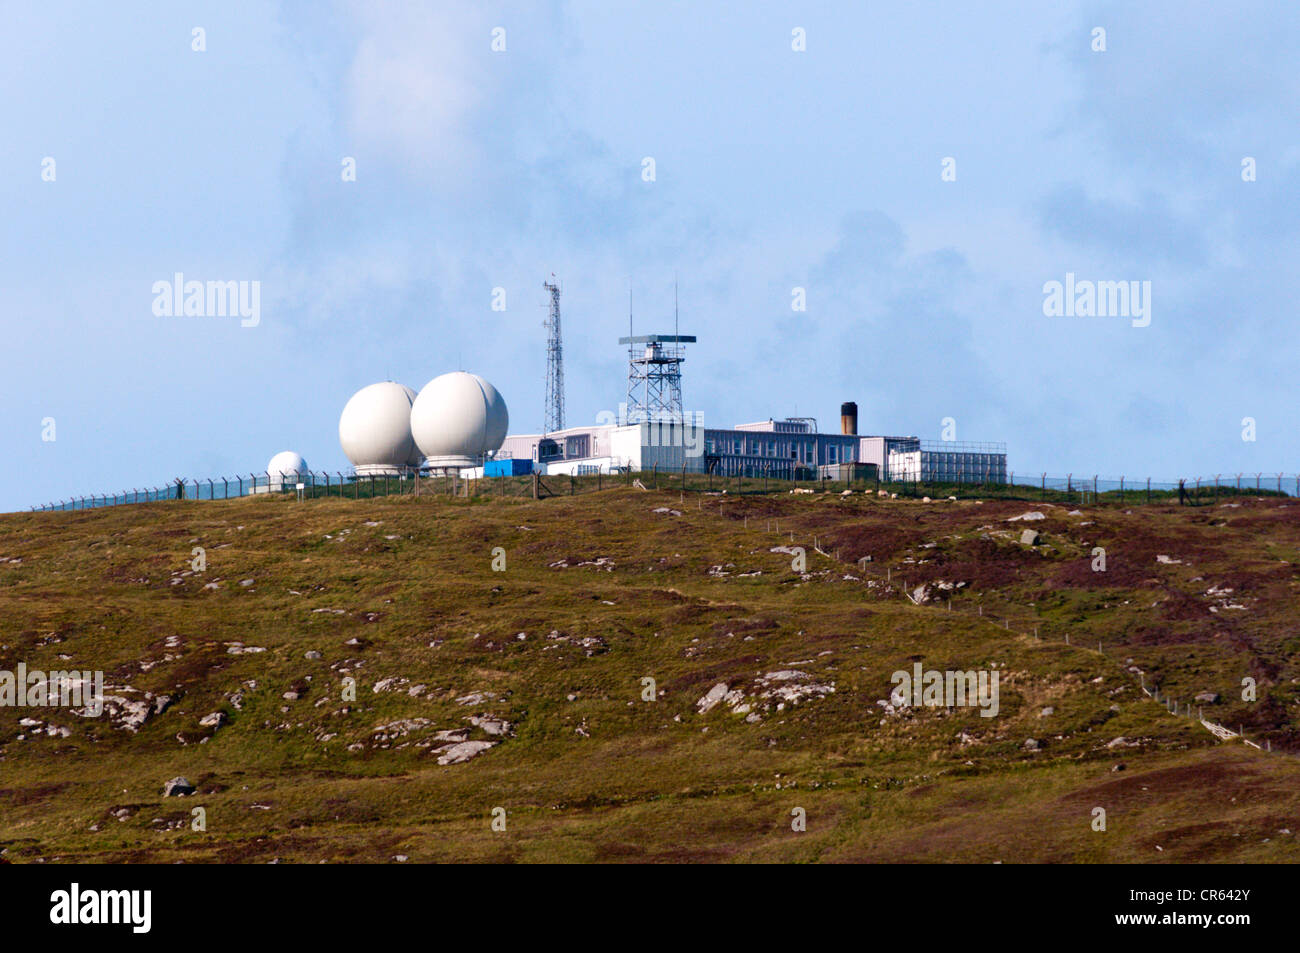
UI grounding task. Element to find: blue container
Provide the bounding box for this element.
[484,458,532,477]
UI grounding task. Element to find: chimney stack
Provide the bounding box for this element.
[840,401,858,435]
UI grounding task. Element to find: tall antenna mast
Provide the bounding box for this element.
[543,277,565,434]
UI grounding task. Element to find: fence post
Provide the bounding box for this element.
[1146,477,1150,503]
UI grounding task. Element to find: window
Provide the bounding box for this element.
[827,444,838,464]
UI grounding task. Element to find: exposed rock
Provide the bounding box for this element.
[696,682,730,714]
[1023,738,1040,751]
[755,670,835,709]
[371,718,432,744]
[435,740,495,765]
[1007,512,1046,522]
[163,776,195,797]
[1194,692,1220,704]
[469,714,512,737]
[1020,529,1041,546]
[225,642,267,655]
[1039,706,1054,718]
[198,712,226,729]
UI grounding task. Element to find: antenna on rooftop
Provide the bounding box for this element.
[618,280,695,426]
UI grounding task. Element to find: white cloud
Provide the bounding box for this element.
[341,2,492,180]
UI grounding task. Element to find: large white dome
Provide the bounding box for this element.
[267,450,308,489]
[338,381,422,475]
[410,372,509,468]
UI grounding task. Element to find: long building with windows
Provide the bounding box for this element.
[495,404,1007,484]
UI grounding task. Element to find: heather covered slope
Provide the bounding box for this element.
[1,489,1298,863]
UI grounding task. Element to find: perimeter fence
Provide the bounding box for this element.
[30,466,1297,512]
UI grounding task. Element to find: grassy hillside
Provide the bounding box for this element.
[1,487,1298,863]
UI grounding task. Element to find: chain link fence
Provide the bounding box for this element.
[30,466,1297,512]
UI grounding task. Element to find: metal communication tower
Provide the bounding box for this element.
[619,285,695,424]
[543,278,565,434]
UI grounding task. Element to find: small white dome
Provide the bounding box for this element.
[267,451,308,488]
[410,372,509,468]
[339,382,422,474]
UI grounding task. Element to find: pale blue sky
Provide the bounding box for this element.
[3,1,1296,510]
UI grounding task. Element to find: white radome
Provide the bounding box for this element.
[338,381,423,474]
[410,371,509,469]
[266,450,308,489]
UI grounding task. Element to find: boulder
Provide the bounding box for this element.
[696,682,730,714]
[163,776,195,797]
[1194,692,1220,705]
[1020,529,1041,546]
